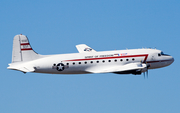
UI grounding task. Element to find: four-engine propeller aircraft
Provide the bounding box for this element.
[8,34,174,76]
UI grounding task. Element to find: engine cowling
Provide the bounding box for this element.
[113,69,143,75]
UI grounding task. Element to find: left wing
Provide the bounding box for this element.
[85,62,147,73]
[76,44,96,53]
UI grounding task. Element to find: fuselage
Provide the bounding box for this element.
[22,48,174,74]
[8,34,174,75]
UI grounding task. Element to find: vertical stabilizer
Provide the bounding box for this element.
[12,34,40,63]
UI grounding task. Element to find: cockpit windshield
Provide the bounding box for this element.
[158,51,170,56]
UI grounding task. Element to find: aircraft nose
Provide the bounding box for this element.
[166,56,174,66]
[170,56,174,64]
[163,55,174,67]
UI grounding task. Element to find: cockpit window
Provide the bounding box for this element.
[158,51,170,56]
[161,52,165,55]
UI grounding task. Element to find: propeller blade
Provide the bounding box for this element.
[147,64,150,78]
[143,63,150,79]
[143,72,145,79]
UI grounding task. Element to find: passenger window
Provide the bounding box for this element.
[73,62,75,65]
[120,59,123,61]
[114,59,117,62]
[132,58,135,61]
[126,59,129,61]
[84,62,87,64]
[109,60,111,62]
[79,62,81,64]
[66,63,69,65]
[97,61,99,63]
[102,60,105,63]
[91,61,93,63]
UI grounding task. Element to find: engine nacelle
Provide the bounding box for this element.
[114,69,143,75]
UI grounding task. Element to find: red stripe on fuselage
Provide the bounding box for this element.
[64,54,148,62]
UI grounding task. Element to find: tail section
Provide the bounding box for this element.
[12,34,40,63]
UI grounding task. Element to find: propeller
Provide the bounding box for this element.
[140,60,150,78]
[143,62,150,79]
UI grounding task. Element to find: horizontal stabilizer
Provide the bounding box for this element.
[7,63,35,73]
[76,44,96,53]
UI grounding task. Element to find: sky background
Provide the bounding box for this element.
[0,0,180,113]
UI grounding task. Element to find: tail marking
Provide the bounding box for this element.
[20,43,33,51]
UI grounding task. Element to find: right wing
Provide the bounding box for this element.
[76,44,96,53]
[85,62,147,73]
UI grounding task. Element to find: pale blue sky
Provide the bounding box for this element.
[0,0,180,113]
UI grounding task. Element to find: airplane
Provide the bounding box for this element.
[7,34,174,76]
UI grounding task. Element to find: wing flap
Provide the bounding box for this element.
[85,62,147,73]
